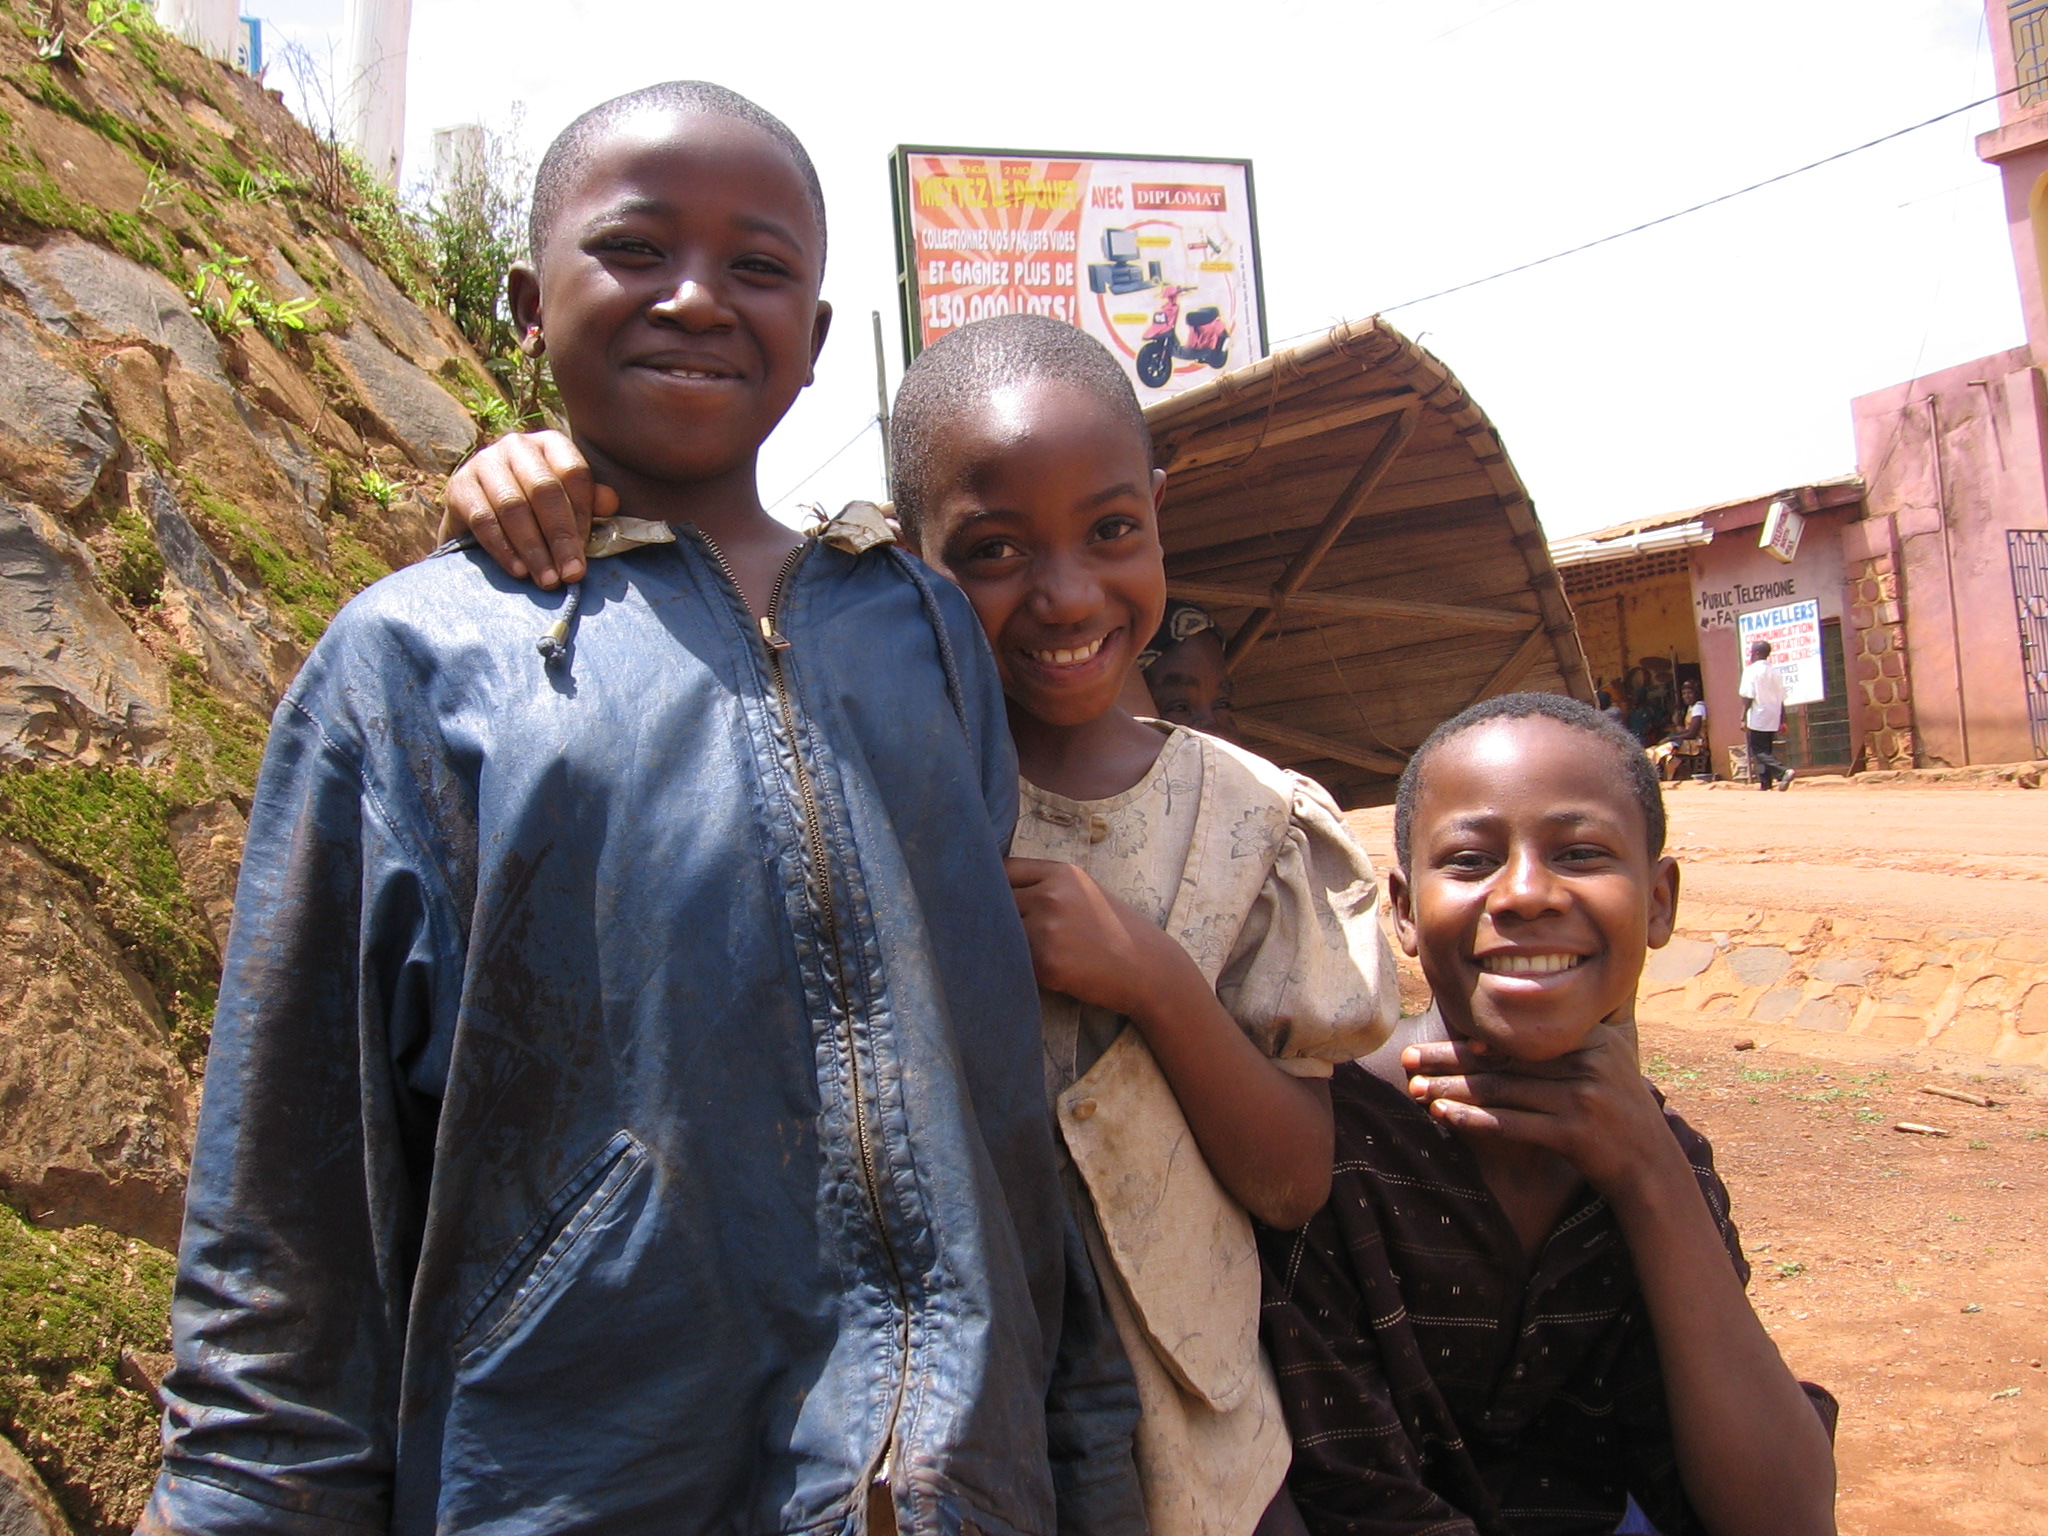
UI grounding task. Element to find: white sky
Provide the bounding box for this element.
[259,0,2017,539]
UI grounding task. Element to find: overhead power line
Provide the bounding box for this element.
[767,417,879,511]
[1374,80,2027,317]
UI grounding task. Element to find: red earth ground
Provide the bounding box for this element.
[1344,786,2048,1535]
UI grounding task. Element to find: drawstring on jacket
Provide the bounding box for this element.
[537,582,583,665]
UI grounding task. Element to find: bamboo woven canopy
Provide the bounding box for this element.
[1146,317,1591,807]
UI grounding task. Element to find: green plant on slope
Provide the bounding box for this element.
[463,382,516,437]
[30,0,156,63]
[192,494,341,645]
[0,1203,174,1536]
[344,148,435,305]
[409,115,554,427]
[106,504,163,608]
[192,493,390,648]
[137,162,175,219]
[413,115,529,364]
[0,767,216,1061]
[186,255,321,348]
[355,467,402,510]
[0,124,178,278]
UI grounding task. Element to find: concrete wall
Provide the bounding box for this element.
[1851,349,2048,766]
[1689,509,1850,773]
[1567,563,1697,705]
[155,0,238,60]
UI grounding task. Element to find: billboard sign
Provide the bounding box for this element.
[891,146,1267,400]
[1738,599,1825,707]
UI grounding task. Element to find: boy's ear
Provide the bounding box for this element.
[1387,865,1421,958]
[1151,466,1168,511]
[1645,855,1680,949]
[805,301,834,386]
[508,262,543,350]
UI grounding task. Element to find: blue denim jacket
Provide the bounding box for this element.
[142,533,1144,1536]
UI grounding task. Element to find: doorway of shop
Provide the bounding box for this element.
[2012,528,2048,759]
[1779,619,1853,771]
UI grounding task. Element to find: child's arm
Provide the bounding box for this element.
[145,653,460,1534]
[1407,1030,1836,1536]
[1008,857,1334,1229]
[441,430,613,588]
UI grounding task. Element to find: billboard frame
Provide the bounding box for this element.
[889,144,1270,371]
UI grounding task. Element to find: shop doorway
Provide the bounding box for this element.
[1780,619,1853,770]
[2013,529,2048,759]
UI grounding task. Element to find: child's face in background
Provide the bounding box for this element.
[1145,630,1235,740]
[511,109,830,489]
[920,382,1168,728]
[1392,718,1678,1061]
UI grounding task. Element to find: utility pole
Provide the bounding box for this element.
[871,311,893,491]
[340,0,413,187]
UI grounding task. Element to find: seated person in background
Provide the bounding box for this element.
[1597,689,1626,728]
[1134,599,1238,740]
[1647,680,1708,780]
[1259,693,1837,1536]
[1624,689,1663,747]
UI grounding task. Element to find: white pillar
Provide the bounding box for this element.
[155,0,239,60]
[340,0,413,188]
[432,124,485,200]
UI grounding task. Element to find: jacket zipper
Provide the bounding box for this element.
[698,533,913,1505]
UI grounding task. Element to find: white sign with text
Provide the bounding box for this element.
[1737,599,1824,707]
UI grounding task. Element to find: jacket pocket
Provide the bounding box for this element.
[454,1129,647,1364]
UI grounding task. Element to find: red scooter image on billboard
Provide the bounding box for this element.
[1134,285,1230,389]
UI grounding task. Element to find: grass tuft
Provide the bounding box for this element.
[0,1202,173,1536]
[0,766,215,1061]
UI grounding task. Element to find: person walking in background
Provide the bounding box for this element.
[1739,639,1794,791]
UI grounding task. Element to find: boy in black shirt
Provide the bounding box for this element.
[1260,693,1835,1536]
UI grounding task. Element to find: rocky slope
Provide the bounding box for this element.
[0,6,491,1528]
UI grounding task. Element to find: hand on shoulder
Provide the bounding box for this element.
[442,430,616,589]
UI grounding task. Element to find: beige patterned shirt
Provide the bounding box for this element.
[1012,725,1399,1536]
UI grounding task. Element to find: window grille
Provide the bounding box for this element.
[2012,1,2048,107]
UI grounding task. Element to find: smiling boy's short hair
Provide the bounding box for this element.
[890,315,1150,538]
[529,81,827,262]
[1394,692,1666,870]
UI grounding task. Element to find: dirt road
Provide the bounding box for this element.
[1647,1028,2047,1536]
[1342,785,2048,1534]
[1350,785,2048,934]
[1659,784,2048,935]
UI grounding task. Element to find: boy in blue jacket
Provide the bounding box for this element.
[141,83,1141,1536]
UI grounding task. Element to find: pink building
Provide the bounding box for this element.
[1559,4,2048,772]
[1846,0,2048,766]
[1554,480,1867,780]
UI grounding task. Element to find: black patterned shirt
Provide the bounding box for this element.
[1259,1060,1832,1536]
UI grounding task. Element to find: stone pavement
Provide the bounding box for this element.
[1639,901,2048,1075]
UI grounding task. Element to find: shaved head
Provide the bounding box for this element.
[529,80,826,263]
[889,314,1149,538]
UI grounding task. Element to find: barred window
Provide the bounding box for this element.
[2013,0,2048,107]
